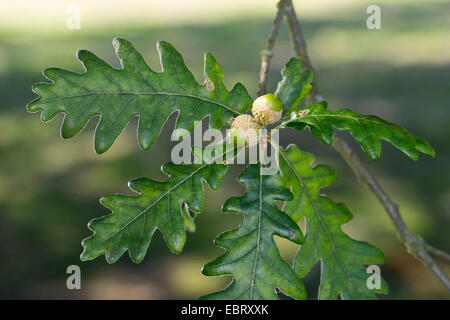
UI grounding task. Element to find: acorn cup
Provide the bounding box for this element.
[251,93,283,126]
[228,114,263,147]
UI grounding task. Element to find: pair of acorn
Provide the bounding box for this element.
[228,93,282,147]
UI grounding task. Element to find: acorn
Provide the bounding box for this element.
[228,114,263,147]
[252,93,283,126]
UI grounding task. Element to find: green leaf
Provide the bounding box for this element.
[282,101,435,161]
[279,145,388,299]
[81,161,227,263]
[275,57,313,116]
[27,38,252,154]
[201,163,306,300]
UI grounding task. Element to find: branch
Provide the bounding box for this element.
[281,2,314,74]
[281,0,318,102]
[332,137,450,291]
[426,244,450,264]
[257,2,285,96]
[260,0,450,291]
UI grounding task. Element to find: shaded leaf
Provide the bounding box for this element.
[201,163,306,300]
[279,145,388,299]
[282,101,435,160]
[28,38,252,153]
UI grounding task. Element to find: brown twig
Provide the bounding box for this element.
[280,0,318,101]
[260,0,450,291]
[426,244,450,264]
[332,137,450,291]
[257,2,285,96]
[281,2,314,73]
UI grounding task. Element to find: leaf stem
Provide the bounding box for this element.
[262,0,450,292]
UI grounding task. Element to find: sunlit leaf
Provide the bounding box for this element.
[275,57,313,116]
[28,38,252,153]
[81,161,227,263]
[281,101,435,160]
[279,145,388,299]
[201,163,306,300]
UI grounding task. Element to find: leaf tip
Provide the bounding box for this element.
[414,136,436,158]
[204,51,223,79]
[138,135,152,151]
[76,49,89,61]
[94,146,108,155]
[284,57,303,72]
[156,40,174,53]
[128,177,149,193]
[105,254,120,264]
[368,152,380,161]
[204,51,214,60]
[80,237,99,262]
[79,253,89,262]
[129,251,146,264]
[428,146,436,158]
[42,67,58,81]
[169,239,185,255]
[204,51,218,66]
[79,249,93,262]
[99,195,113,208]
[94,137,111,154]
[76,49,96,64]
[112,37,133,54]
[26,97,41,113]
[112,36,125,47]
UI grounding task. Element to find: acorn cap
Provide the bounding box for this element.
[229,114,262,147]
[252,94,283,126]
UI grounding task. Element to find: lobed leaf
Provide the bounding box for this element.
[275,57,313,116]
[281,101,435,160]
[201,163,306,300]
[81,161,227,263]
[27,38,252,153]
[279,145,388,299]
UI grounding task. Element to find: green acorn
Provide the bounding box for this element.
[228,114,263,147]
[252,93,283,126]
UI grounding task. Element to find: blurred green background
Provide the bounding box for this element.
[0,0,449,299]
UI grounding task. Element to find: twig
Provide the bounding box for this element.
[332,137,450,291]
[257,2,285,96]
[426,244,450,264]
[280,0,318,101]
[281,1,314,74]
[260,0,450,291]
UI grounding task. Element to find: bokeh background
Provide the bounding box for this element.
[0,0,449,299]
